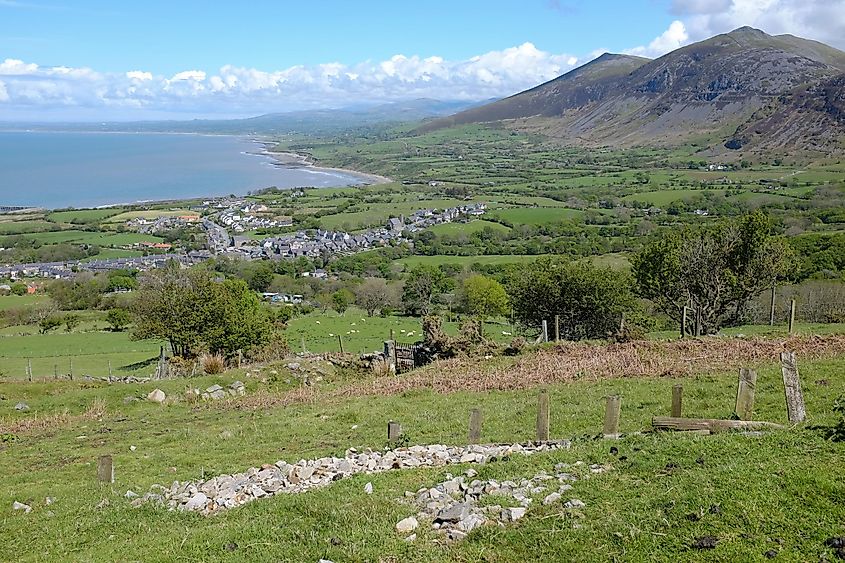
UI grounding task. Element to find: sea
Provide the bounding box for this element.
[0,131,368,209]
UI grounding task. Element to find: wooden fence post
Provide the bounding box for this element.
[780,352,806,423]
[97,455,114,484]
[389,329,395,341]
[681,307,688,338]
[603,395,621,438]
[542,320,549,343]
[769,286,776,326]
[237,349,243,369]
[554,315,560,341]
[27,359,32,382]
[671,384,683,417]
[735,368,757,421]
[337,335,345,354]
[53,363,58,380]
[300,335,307,354]
[387,420,402,442]
[788,299,796,334]
[108,360,113,378]
[69,358,73,380]
[536,389,550,441]
[468,409,482,444]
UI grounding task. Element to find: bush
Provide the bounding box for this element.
[200,353,226,375]
[508,257,636,340]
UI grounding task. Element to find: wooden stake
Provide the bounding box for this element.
[468,409,482,444]
[338,334,345,354]
[390,329,395,341]
[681,306,688,338]
[554,315,560,341]
[671,384,683,417]
[300,335,306,354]
[653,417,784,433]
[108,360,112,377]
[769,286,776,326]
[97,455,114,483]
[387,420,402,442]
[27,358,32,382]
[780,351,806,423]
[542,320,549,343]
[536,389,550,441]
[734,368,757,421]
[603,395,621,438]
[69,358,73,380]
[788,299,796,334]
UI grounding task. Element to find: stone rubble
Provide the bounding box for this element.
[133,440,571,514]
[12,501,31,513]
[187,381,246,402]
[397,462,604,542]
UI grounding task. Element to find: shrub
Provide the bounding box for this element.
[200,353,226,375]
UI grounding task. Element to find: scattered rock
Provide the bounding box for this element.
[44,497,55,505]
[686,512,701,522]
[130,445,137,452]
[364,482,373,494]
[146,389,166,403]
[827,538,845,549]
[220,430,234,439]
[404,533,417,542]
[503,507,527,522]
[329,537,342,546]
[184,493,208,511]
[709,504,721,515]
[12,501,31,513]
[123,396,139,405]
[543,492,561,505]
[124,490,138,499]
[14,402,29,411]
[835,547,845,560]
[692,536,718,550]
[224,542,238,552]
[95,498,109,509]
[396,516,419,534]
[135,440,572,515]
[564,499,585,509]
[763,549,778,559]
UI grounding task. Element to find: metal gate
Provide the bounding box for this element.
[394,342,423,373]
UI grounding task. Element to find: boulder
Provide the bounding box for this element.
[184,492,208,511]
[395,516,418,534]
[12,501,31,513]
[146,389,166,403]
[14,402,29,411]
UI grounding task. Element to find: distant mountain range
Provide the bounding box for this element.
[419,27,845,155]
[1,98,489,136]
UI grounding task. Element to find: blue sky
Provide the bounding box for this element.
[0,0,843,120]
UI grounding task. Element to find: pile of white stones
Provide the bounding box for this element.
[188,381,246,402]
[396,461,608,542]
[132,440,571,514]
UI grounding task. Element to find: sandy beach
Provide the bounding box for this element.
[254,142,392,186]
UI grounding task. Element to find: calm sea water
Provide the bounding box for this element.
[0,131,366,208]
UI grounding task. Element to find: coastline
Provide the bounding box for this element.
[252,140,392,186]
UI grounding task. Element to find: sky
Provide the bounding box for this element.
[0,0,843,121]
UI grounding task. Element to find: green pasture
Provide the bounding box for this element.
[48,208,126,224]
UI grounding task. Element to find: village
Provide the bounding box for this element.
[0,197,487,280]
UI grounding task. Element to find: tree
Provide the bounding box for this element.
[332,288,354,315]
[461,275,509,320]
[39,315,63,334]
[106,308,131,331]
[131,266,273,357]
[106,275,138,292]
[402,265,449,316]
[245,262,275,293]
[64,313,81,333]
[10,282,27,296]
[508,257,635,340]
[355,278,390,317]
[632,212,795,335]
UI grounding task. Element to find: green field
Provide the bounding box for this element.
[0,294,49,311]
[18,230,162,246]
[487,207,584,225]
[1,340,844,561]
[104,210,197,223]
[286,307,515,354]
[424,220,511,236]
[0,330,164,379]
[48,208,126,224]
[0,220,61,235]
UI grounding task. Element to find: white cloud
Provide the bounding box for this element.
[625,20,690,57]
[668,0,845,50]
[0,44,581,119]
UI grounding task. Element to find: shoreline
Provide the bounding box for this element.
[251,140,392,186]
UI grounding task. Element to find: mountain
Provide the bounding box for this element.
[419,27,845,154]
[2,99,488,136]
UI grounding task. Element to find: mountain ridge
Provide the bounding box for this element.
[418,27,845,155]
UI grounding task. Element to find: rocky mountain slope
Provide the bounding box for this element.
[419,27,845,154]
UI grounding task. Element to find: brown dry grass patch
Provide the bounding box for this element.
[227,335,845,410]
[0,398,107,436]
[339,334,845,397]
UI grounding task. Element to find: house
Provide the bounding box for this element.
[388,217,404,233]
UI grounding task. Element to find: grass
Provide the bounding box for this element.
[0,294,49,311]
[47,208,126,224]
[103,210,196,223]
[1,344,844,561]
[0,330,164,379]
[487,207,583,225]
[18,230,163,246]
[285,308,515,353]
[424,220,511,236]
